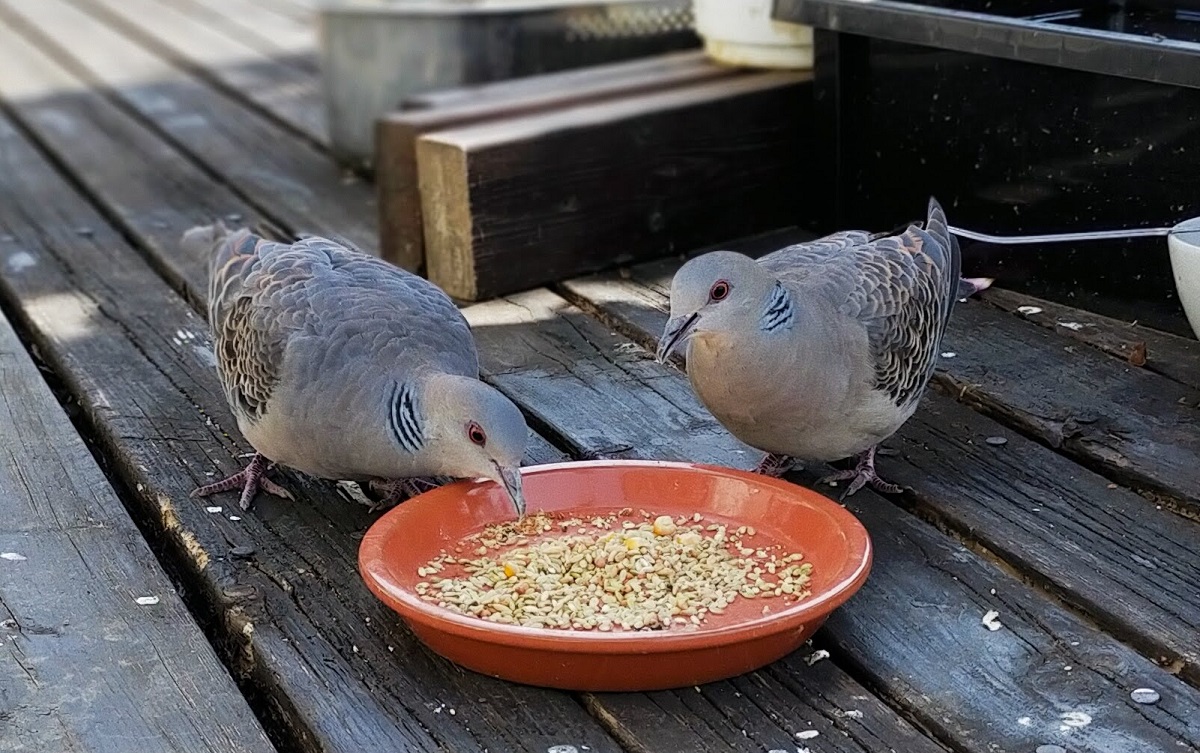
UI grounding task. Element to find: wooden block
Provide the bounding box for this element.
[399,49,714,111]
[376,51,740,270]
[417,71,812,300]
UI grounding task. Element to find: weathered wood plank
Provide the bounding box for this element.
[160,0,318,69]
[981,287,1200,390]
[241,0,312,24]
[894,393,1200,682]
[0,112,624,753]
[418,71,812,300]
[938,299,1200,519]
[0,15,259,292]
[66,0,325,145]
[586,655,951,753]
[378,50,737,270]
[562,250,1200,687]
[536,278,1200,749]
[827,482,1200,753]
[0,0,375,255]
[0,290,275,752]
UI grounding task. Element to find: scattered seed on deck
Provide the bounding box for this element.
[135,595,160,605]
[223,584,255,599]
[1,553,27,561]
[547,746,579,753]
[206,506,223,513]
[805,649,830,666]
[1017,306,1043,315]
[1131,688,1161,704]
[795,729,819,740]
[1036,746,1066,753]
[985,436,1008,446]
[225,213,243,222]
[940,351,957,358]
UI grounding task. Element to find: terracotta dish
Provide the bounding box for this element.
[359,460,872,691]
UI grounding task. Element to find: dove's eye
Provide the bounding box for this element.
[709,280,730,301]
[467,421,487,446]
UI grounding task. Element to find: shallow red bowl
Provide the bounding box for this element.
[358,460,872,691]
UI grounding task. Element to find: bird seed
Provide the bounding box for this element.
[415,510,813,632]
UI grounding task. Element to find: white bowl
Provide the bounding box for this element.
[1167,216,1200,339]
[692,0,813,69]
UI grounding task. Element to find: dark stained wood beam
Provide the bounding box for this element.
[377,50,739,270]
[417,71,813,300]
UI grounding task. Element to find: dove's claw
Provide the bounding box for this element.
[819,446,903,498]
[753,453,795,477]
[192,452,293,510]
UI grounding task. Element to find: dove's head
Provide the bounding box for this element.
[656,251,777,362]
[419,374,529,519]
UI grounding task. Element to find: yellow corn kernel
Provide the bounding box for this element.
[623,537,639,551]
[503,562,517,578]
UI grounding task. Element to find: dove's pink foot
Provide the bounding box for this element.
[367,476,446,511]
[753,452,795,477]
[819,446,903,497]
[192,452,294,510]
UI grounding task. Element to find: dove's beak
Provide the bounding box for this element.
[496,464,526,520]
[656,313,699,363]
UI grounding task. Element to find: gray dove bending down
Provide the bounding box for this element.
[656,198,973,497]
[181,223,529,516]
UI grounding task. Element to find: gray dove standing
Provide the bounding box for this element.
[180,223,529,516]
[656,198,968,497]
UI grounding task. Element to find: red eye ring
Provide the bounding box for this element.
[709,280,730,301]
[467,421,487,446]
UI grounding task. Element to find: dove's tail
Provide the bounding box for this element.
[923,198,961,287]
[180,221,265,324]
[903,198,964,331]
[180,221,227,260]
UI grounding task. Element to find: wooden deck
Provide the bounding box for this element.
[0,1,1197,752]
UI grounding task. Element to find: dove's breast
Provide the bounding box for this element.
[684,320,908,462]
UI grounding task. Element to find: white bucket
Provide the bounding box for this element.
[1167,217,1200,339]
[692,0,813,69]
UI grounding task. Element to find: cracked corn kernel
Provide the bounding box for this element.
[415,512,814,632]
